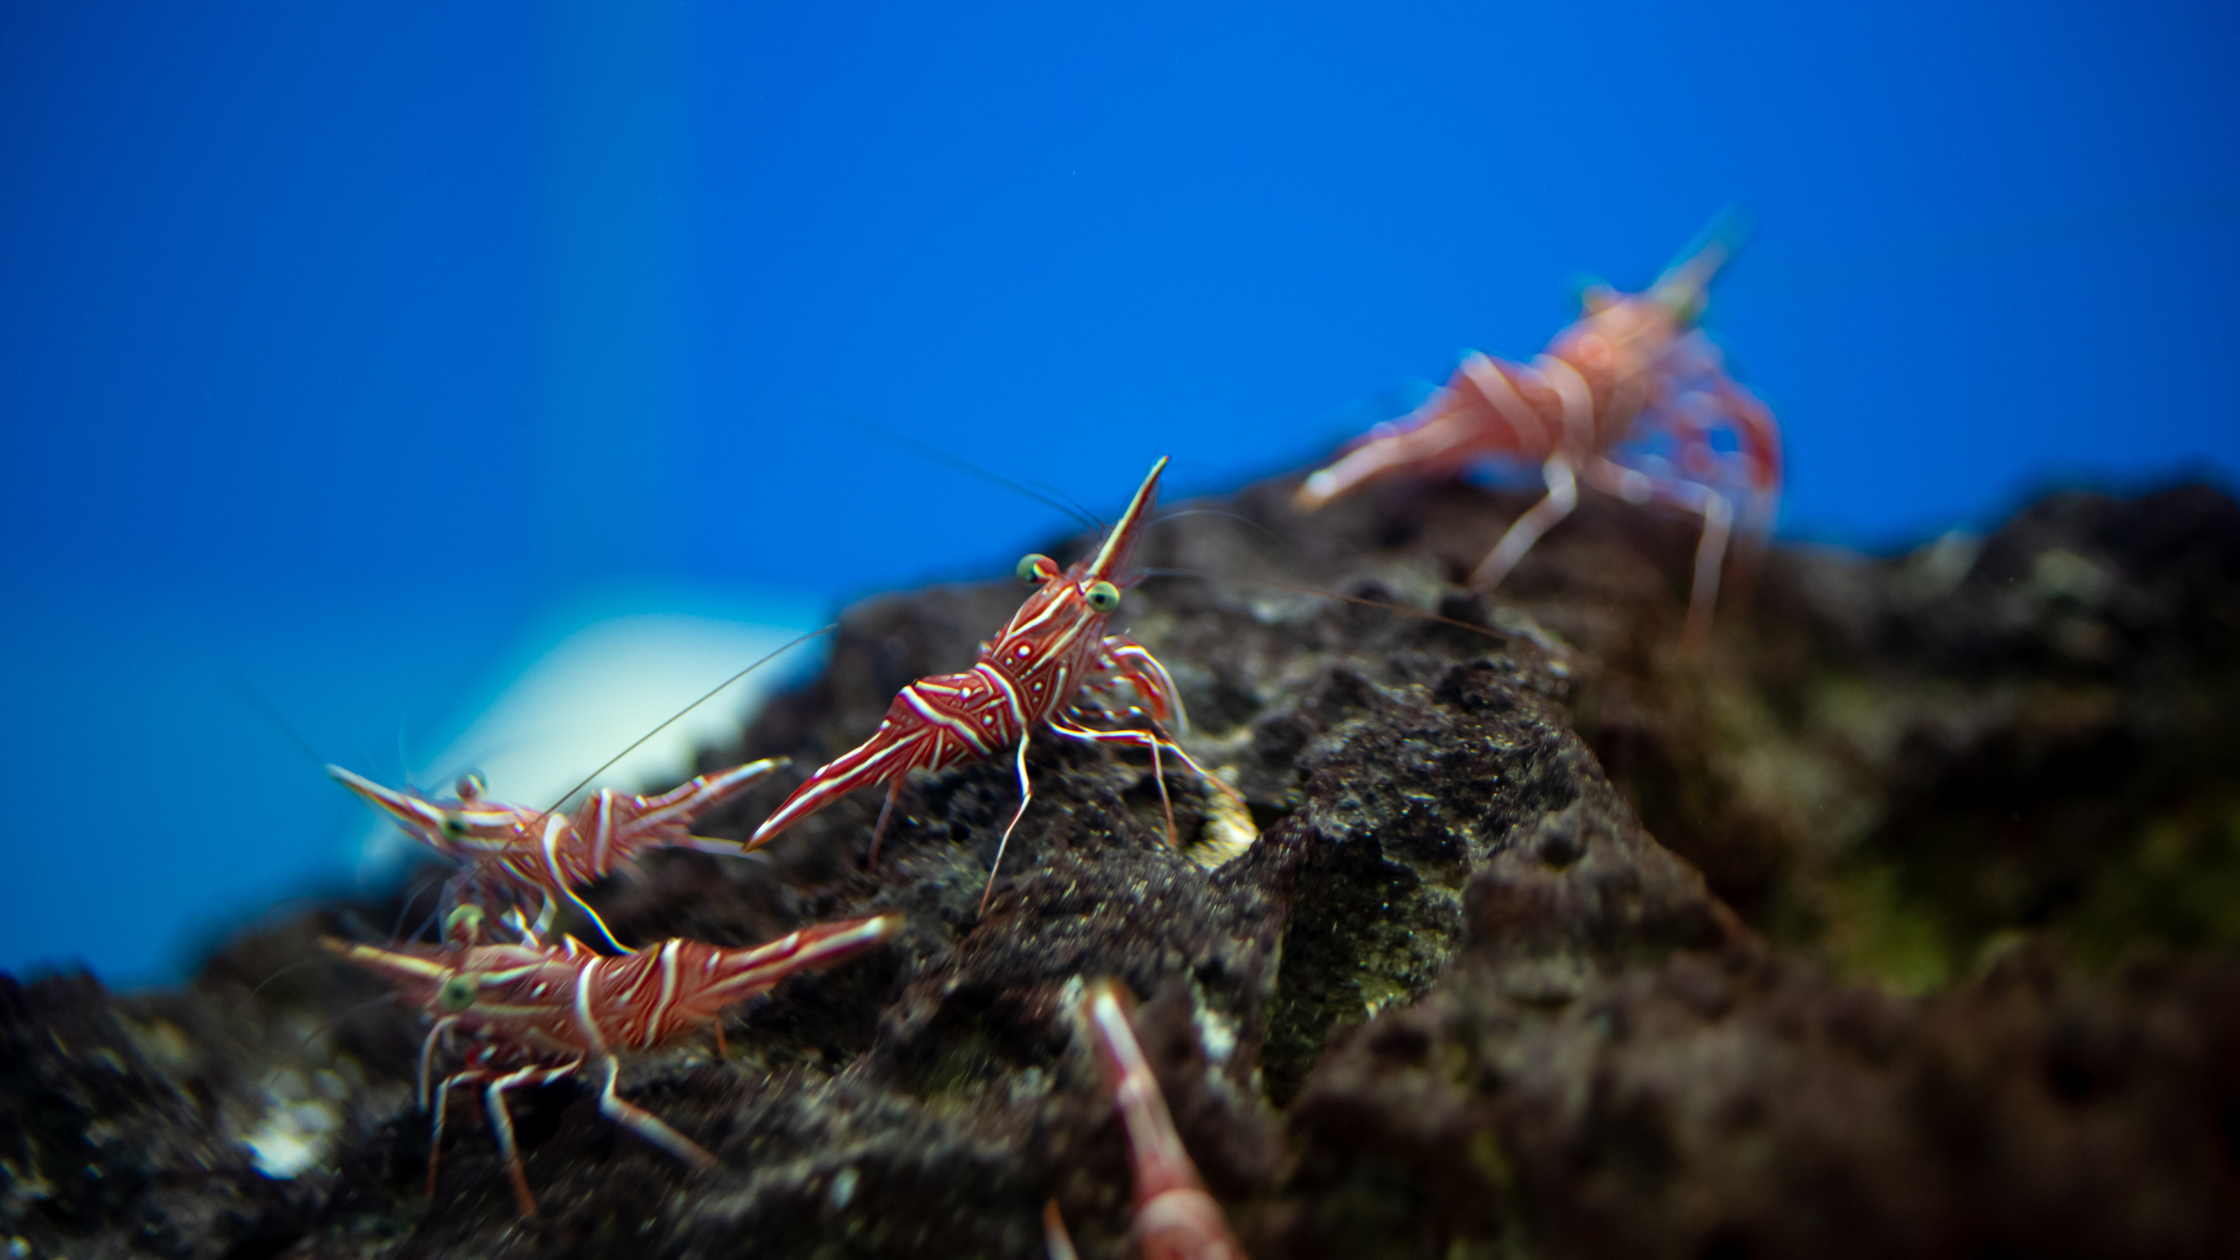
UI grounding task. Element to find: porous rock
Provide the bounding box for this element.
[4,473,2236,1259]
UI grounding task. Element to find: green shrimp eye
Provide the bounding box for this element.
[443,904,486,942]
[440,814,469,838]
[1085,581,1121,613]
[438,975,478,1012]
[1017,554,1056,587]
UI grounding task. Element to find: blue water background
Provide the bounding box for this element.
[3,1,2235,982]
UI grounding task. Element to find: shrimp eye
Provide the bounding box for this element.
[1085,581,1121,613]
[1017,554,1057,587]
[440,814,469,838]
[443,904,486,943]
[438,975,478,1012]
[454,773,486,800]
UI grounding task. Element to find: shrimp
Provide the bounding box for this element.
[323,912,903,1216]
[1296,214,1782,650]
[746,457,1246,911]
[330,758,786,952]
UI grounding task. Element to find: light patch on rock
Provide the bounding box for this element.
[828,1166,859,1210]
[239,1069,342,1179]
[2031,548,2110,605]
[1188,770,1259,870]
[1192,1002,1237,1067]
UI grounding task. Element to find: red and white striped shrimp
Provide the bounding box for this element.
[1044,978,1243,1260]
[328,758,785,952]
[1295,216,1783,650]
[745,457,1245,911]
[323,912,902,1216]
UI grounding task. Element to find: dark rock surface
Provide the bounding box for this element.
[4,473,2237,1258]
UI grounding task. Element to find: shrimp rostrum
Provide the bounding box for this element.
[1295,213,1783,649]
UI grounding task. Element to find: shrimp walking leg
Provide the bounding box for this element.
[595,1055,716,1169]
[427,1069,480,1198]
[485,1062,575,1217]
[867,778,905,871]
[982,734,1038,914]
[1584,456,1735,651]
[1469,454,1579,590]
[1045,718,1179,847]
[1046,717,1248,846]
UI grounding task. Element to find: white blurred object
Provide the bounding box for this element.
[355,610,818,878]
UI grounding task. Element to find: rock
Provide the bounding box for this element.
[4,472,2237,1259]
[0,971,325,1260]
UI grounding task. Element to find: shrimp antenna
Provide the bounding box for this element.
[394,711,415,794]
[263,990,400,1091]
[816,406,1100,529]
[536,623,838,817]
[1151,564,1713,715]
[1139,567,1513,647]
[250,953,339,997]
[389,870,449,942]
[1146,506,1287,548]
[227,673,328,771]
[1027,479,1104,531]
